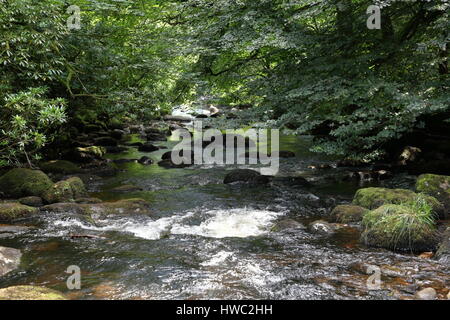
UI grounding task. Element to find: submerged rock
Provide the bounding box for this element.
[42,177,88,204]
[138,143,160,152]
[308,220,336,236]
[110,185,143,193]
[138,156,153,165]
[0,169,53,198]
[353,187,444,216]
[42,199,151,216]
[18,196,43,207]
[330,205,368,223]
[0,246,22,277]
[223,169,270,185]
[361,204,438,252]
[272,219,305,232]
[40,160,81,175]
[0,203,39,221]
[0,286,67,300]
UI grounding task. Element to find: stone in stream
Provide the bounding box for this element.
[416,174,450,217]
[0,169,53,198]
[0,203,39,221]
[330,205,368,223]
[18,196,44,207]
[0,286,67,300]
[272,176,310,187]
[42,177,88,204]
[361,204,438,252]
[414,288,437,300]
[223,169,270,185]
[163,115,193,122]
[0,225,32,239]
[0,246,22,277]
[105,146,128,154]
[353,187,444,217]
[110,185,143,193]
[125,142,144,147]
[158,159,192,169]
[41,198,151,216]
[93,136,118,147]
[113,159,138,164]
[435,227,450,264]
[138,143,160,153]
[308,220,336,236]
[138,156,153,165]
[271,219,306,232]
[39,160,82,175]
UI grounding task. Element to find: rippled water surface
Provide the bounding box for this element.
[1,134,448,300]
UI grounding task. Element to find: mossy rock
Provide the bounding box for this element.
[18,196,43,207]
[0,169,53,198]
[416,174,450,213]
[76,146,106,158]
[0,202,39,221]
[361,204,438,252]
[353,187,443,216]
[0,286,67,300]
[331,205,368,223]
[40,160,82,174]
[42,177,88,204]
[223,169,270,184]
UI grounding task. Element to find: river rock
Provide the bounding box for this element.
[272,219,305,232]
[330,205,368,223]
[223,169,270,185]
[18,196,43,207]
[308,220,336,235]
[361,204,438,252]
[0,286,67,300]
[42,177,87,204]
[93,136,118,147]
[163,115,193,122]
[0,203,39,221]
[110,185,143,193]
[0,225,32,239]
[0,169,53,198]
[435,227,450,264]
[105,146,128,154]
[138,143,160,152]
[0,246,22,277]
[158,159,192,169]
[353,187,444,216]
[416,174,450,216]
[272,176,310,187]
[40,160,82,175]
[42,199,151,216]
[113,159,138,164]
[138,156,153,165]
[109,129,125,140]
[414,288,436,300]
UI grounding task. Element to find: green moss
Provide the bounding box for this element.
[353,187,443,216]
[416,174,450,207]
[0,202,39,221]
[331,205,368,223]
[0,286,67,300]
[0,169,53,198]
[361,203,438,252]
[77,146,106,158]
[40,160,81,174]
[42,177,87,204]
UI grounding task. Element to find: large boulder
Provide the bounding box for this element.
[0,169,53,198]
[40,160,81,175]
[0,246,22,277]
[361,204,438,252]
[416,174,450,215]
[0,202,39,221]
[330,205,368,223]
[223,169,270,185]
[42,177,87,204]
[0,286,67,300]
[353,187,444,217]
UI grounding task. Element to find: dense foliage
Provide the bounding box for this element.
[0,0,448,166]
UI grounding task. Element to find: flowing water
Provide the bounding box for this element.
[0,133,448,300]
